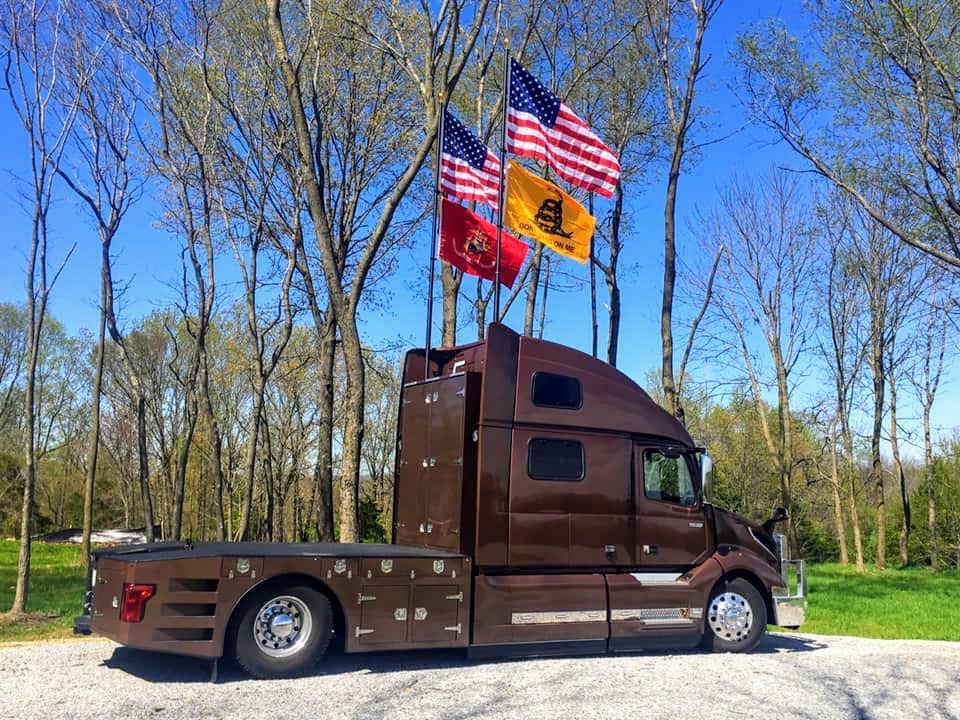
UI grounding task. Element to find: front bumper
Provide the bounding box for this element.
[772,558,806,628]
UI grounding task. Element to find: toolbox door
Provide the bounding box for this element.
[409,586,463,643]
[356,586,410,646]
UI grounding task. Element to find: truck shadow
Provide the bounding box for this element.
[101,632,823,684]
[756,632,826,653]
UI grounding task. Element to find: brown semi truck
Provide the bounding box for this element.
[74,324,806,679]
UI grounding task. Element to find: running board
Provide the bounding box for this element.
[467,639,607,661]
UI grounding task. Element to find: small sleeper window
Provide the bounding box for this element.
[531,372,582,409]
[528,438,585,481]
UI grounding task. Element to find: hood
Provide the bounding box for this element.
[708,504,780,568]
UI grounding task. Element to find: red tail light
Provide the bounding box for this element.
[120,583,155,623]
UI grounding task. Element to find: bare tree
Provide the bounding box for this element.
[910,277,951,571]
[818,196,868,571]
[849,200,923,569]
[709,170,817,551]
[585,0,660,366]
[56,2,140,563]
[737,1,960,269]
[3,0,83,612]
[268,0,490,541]
[647,0,720,420]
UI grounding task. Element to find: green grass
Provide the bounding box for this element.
[0,540,86,642]
[800,562,960,641]
[0,542,958,643]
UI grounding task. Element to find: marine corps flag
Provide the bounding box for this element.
[504,160,596,263]
[439,199,528,288]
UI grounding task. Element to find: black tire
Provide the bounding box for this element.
[702,577,767,652]
[233,583,333,679]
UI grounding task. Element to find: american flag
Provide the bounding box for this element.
[507,59,621,199]
[440,110,501,213]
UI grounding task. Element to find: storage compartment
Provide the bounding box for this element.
[356,586,410,646]
[394,373,480,554]
[471,573,608,645]
[409,586,463,643]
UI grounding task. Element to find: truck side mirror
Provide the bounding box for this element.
[701,453,713,500]
[762,506,789,535]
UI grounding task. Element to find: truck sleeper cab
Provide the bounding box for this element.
[75,323,805,678]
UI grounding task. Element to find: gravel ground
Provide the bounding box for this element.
[3,633,959,720]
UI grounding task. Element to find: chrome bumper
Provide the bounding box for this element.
[772,558,806,628]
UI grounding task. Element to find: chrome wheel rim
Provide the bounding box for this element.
[708,591,753,642]
[253,595,313,658]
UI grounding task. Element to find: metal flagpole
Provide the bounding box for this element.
[424,97,446,381]
[493,42,511,322]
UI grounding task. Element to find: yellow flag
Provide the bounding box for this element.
[505,160,596,263]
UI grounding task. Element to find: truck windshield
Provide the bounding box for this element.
[644,450,696,507]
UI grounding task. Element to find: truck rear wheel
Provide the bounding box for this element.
[233,584,333,678]
[702,577,766,653]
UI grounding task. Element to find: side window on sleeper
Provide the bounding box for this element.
[531,372,582,410]
[527,438,584,481]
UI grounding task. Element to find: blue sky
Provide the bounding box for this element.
[0,1,954,458]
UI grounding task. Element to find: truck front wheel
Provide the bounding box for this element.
[702,577,767,652]
[233,584,333,678]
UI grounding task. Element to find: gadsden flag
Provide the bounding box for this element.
[504,160,595,263]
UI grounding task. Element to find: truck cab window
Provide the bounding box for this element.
[531,372,582,409]
[644,450,696,506]
[528,438,585,481]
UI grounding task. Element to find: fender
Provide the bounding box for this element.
[711,546,785,593]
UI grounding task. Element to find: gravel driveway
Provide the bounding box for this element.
[3,633,959,720]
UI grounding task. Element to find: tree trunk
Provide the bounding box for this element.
[315,316,336,542]
[829,424,849,564]
[524,244,543,336]
[889,368,909,566]
[171,398,197,541]
[871,339,885,569]
[605,185,624,367]
[537,256,551,339]
[773,345,796,552]
[441,263,460,346]
[475,278,488,341]
[200,353,226,541]
[82,284,107,567]
[263,420,275,542]
[236,385,264,541]
[337,313,366,543]
[924,405,937,571]
[590,237,598,357]
[136,392,156,542]
[661,165,679,416]
[841,422,866,573]
[13,233,41,613]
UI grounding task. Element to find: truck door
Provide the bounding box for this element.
[633,445,710,567]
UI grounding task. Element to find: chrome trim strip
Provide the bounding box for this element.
[628,572,684,585]
[511,610,606,625]
[610,607,699,624]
